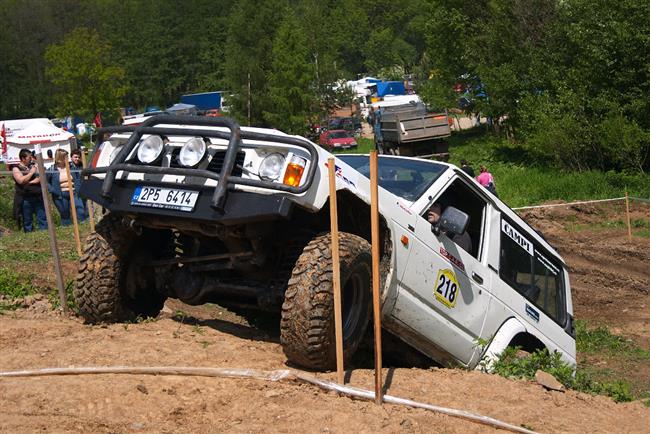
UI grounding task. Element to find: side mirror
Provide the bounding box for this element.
[432,206,469,236]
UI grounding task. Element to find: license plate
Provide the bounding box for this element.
[131,186,199,212]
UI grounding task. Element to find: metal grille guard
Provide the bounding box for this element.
[83,115,319,212]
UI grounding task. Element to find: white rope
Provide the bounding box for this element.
[512,197,626,210]
[0,365,536,434]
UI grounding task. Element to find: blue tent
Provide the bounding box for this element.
[376,81,406,97]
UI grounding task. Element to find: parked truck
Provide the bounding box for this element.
[180,91,223,112]
[374,100,451,158]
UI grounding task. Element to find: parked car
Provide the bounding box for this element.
[204,109,222,117]
[319,129,357,150]
[328,117,362,135]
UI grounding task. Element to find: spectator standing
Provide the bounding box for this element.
[476,165,498,196]
[12,148,47,232]
[70,149,84,189]
[70,148,87,214]
[46,149,87,225]
[460,159,475,177]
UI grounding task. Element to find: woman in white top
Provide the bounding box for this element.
[46,149,87,225]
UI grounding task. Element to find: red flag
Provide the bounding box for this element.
[94,112,103,128]
[1,122,6,157]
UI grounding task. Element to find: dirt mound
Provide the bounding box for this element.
[1,309,649,434]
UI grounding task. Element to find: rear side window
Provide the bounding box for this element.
[499,217,566,325]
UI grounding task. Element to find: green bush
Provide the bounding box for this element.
[492,347,575,387]
[491,346,634,402]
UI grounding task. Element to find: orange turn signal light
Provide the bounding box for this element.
[400,235,409,246]
[283,156,306,187]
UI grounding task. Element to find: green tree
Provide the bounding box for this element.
[263,10,314,133]
[222,0,287,126]
[45,27,127,118]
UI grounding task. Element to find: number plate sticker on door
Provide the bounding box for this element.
[434,268,460,309]
[131,186,199,212]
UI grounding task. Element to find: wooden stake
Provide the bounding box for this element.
[625,191,632,241]
[34,145,67,313]
[65,163,82,256]
[328,157,345,385]
[369,150,383,405]
[80,149,95,232]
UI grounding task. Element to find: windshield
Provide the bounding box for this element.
[329,131,351,139]
[338,155,447,201]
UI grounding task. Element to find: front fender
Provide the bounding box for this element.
[477,317,526,371]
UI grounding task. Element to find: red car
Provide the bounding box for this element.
[319,129,357,150]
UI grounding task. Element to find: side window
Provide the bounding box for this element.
[500,218,566,324]
[421,177,487,259]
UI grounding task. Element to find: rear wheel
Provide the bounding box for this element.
[74,214,167,323]
[280,232,372,370]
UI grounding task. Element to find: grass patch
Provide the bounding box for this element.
[565,218,650,233]
[576,320,650,362]
[446,128,650,208]
[0,268,36,312]
[492,346,634,403]
[491,320,650,402]
[333,129,649,208]
[0,222,88,312]
[332,137,374,155]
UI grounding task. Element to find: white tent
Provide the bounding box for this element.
[1,118,75,165]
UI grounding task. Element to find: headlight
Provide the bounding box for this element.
[179,137,206,167]
[137,135,164,164]
[259,153,285,180]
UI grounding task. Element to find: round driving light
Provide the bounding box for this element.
[179,137,206,167]
[259,153,285,180]
[137,135,164,164]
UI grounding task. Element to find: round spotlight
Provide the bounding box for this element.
[179,137,206,167]
[136,135,164,164]
[258,153,285,180]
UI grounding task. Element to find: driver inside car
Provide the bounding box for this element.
[427,203,472,254]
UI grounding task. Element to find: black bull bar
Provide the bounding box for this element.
[83,115,319,212]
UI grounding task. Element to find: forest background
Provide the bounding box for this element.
[0,0,648,173]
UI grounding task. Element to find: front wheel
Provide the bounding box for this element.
[74,214,167,323]
[280,232,372,370]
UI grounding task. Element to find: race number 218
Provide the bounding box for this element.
[435,269,459,308]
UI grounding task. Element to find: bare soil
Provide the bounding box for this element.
[1,201,649,433]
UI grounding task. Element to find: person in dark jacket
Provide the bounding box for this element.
[460,159,475,177]
[46,149,86,225]
[12,148,47,232]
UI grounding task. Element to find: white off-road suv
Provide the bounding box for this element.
[77,115,576,370]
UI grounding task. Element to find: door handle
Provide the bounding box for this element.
[472,272,483,284]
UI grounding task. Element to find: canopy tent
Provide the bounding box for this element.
[165,103,198,116]
[375,81,406,97]
[1,118,75,165]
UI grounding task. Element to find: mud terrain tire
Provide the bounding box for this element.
[280,232,372,370]
[74,214,166,323]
